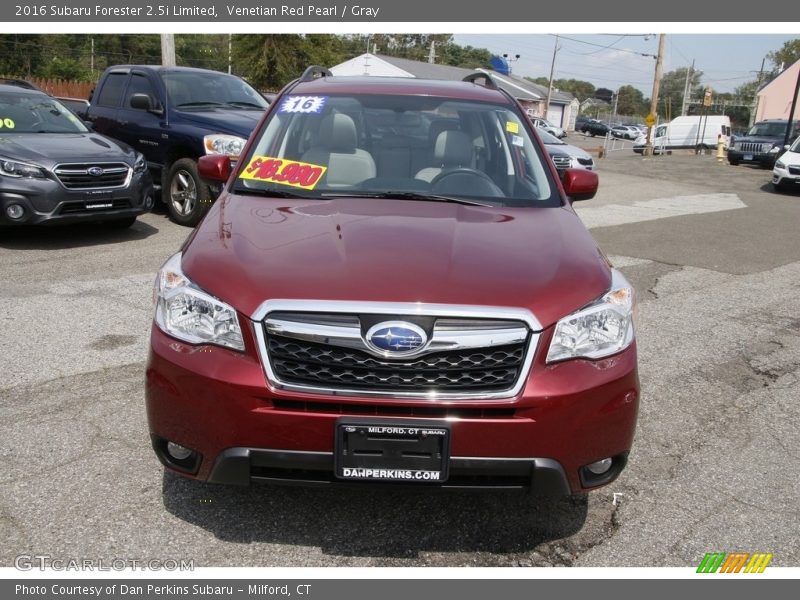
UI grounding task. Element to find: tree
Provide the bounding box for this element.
[658,67,704,120]
[615,85,647,117]
[594,87,614,103]
[767,38,800,73]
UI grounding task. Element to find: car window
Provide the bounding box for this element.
[125,73,158,110]
[235,93,557,207]
[747,122,789,137]
[95,72,127,108]
[0,91,89,133]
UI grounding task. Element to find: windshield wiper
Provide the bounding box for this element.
[174,101,224,108]
[233,187,311,199]
[322,191,495,207]
[224,101,264,109]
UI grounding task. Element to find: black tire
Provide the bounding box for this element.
[103,216,137,229]
[728,160,740,166]
[164,158,212,227]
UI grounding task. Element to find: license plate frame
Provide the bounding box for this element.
[334,418,450,483]
[744,154,754,161]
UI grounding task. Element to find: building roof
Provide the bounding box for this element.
[329,53,574,106]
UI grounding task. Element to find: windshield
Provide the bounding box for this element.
[162,71,268,110]
[234,93,556,207]
[791,136,800,153]
[747,122,792,137]
[0,91,88,133]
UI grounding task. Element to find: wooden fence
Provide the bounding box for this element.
[2,76,94,99]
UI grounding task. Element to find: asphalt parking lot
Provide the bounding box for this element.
[2,143,799,568]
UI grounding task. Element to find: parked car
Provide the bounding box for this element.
[530,116,566,138]
[772,136,800,191]
[86,65,269,226]
[579,120,610,137]
[0,84,153,228]
[146,68,639,495]
[633,116,731,155]
[728,119,799,168]
[574,115,593,130]
[538,128,594,170]
[0,77,90,119]
[610,125,639,140]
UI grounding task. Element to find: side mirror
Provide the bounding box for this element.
[785,145,791,151]
[130,93,162,114]
[82,120,95,130]
[198,155,232,183]
[562,168,598,202]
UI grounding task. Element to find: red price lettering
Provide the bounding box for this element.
[254,159,281,180]
[300,167,323,187]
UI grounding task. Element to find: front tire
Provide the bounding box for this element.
[165,158,212,227]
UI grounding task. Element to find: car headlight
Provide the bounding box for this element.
[769,145,781,154]
[0,157,45,179]
[546,269,635,363]
[204,134,247,158]
[775,160,786,170]
[153,252,244,351]
[134,153,147,173]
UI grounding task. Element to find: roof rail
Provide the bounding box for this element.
[463,72,499,90]
[300,66,333,82]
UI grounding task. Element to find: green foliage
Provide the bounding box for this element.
[767,39,800,73]
[658,67,704,120]
[615,85,647,117]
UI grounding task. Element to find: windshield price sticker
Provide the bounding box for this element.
[0,118,15,129]
[239,155,327,190]
[511,135,524,147]
[506,121,520,134]
[278,96,328,114]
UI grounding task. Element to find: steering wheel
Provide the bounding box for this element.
[430,168,504,197]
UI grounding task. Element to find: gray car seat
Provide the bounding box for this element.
[415,129,474,183]
[301,113,376,188]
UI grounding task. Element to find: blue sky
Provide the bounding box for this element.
[453,34,798,96]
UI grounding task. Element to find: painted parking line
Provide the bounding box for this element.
[574,193,746,229]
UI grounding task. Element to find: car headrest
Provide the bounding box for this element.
[318,113,358,153]
[434,130,473,167]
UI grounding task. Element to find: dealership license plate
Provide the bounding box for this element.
[744,154,753,161]
[335,419,450,483]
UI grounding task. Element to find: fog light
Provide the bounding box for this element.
[144,194,154,210]
[167,441,193,461]
[6,204,25,220]
[586,457,613,475]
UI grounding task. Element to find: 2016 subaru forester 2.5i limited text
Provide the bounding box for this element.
[146,68,640,495]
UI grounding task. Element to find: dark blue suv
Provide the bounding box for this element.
[87,66,268,225]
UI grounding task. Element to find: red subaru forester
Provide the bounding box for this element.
[146,68,639,494]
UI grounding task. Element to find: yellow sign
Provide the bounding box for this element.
[239,156,327,191]
[645,113,656,127]
[505,121,520,134]
[703,88,713,107]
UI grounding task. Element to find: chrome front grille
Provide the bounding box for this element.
[252,301,541,400]
[550,155,571,170]
[268,335,525,392]
[735,142,769,154]
[54,162,131,189]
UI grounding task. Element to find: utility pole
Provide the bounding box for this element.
[644,33,666,157]
[161,33,176,67]
[783,65,800,149]
[544,35,559,120]
[681,59,694,116]
[749,57,766,127]
[90,37,94,75]
[428,40,436,64]
[227,34,232,74]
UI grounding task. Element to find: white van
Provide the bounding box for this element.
[634,115,731,154]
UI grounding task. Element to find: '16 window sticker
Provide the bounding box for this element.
[239,156,328,191]
[278,96,328,114]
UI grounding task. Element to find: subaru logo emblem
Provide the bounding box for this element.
[365,321,427,355]
[87,166,104,177]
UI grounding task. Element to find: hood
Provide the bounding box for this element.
[545,142,592,160]
[183,196,611,330]
[0,133,136,166]
[173,107,265,138]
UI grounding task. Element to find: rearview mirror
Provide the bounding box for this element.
[562,168,599,202]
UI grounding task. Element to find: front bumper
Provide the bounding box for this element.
[145,322,640,495]
[772,165,800,188]
[727,148,778,167]
[0,170,153,226]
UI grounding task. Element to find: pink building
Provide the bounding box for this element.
[756,58,800,121]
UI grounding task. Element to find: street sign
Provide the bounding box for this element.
[703,88,713,107]
[645,113,656,127]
